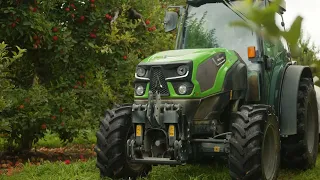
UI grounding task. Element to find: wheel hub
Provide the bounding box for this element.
[262,124,278,180]
[306,102,316,154]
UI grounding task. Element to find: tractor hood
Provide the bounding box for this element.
[140,48,237,65]
[134,48,243,99]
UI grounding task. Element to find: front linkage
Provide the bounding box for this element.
[127,91,189,165]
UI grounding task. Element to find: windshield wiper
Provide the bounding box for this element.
[222,0,247,22]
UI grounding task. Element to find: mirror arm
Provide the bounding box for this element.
[175,7,186,49]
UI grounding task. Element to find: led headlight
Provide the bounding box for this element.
[136,67,146,77]
[178,84,187,94]
[136,85,144,96]
[177,65,188,76]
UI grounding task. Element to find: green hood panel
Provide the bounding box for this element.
[141,48,231,64]
[136,48,240,99]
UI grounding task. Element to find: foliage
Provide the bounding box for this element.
[34,130,95,148]
[294,32,320,85]
[184,12,219,48]
[230,0,303,57]
[0,0,177,151]
[0,42,26,136]
[296,32,320,65]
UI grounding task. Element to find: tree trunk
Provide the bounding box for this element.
[19,135,33,152]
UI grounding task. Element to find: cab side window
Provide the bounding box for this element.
[263,40,277,58]
[275,13,289,59]
[261,8,289,60]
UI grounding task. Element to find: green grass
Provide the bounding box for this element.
[1,159,99,180]
[2,155,320,180]
[2,133,320,179]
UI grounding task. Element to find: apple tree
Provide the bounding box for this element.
[0,0,177,151]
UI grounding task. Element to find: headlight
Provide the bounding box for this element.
[177,65,188,76]
[136,85,144,96]
[178,84,187,94]
[136,67,146,77]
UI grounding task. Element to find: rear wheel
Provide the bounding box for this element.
[281,78,319,169]
[229,105,280,180]
[94,105,151,179]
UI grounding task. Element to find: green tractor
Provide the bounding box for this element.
[94,0,319,179]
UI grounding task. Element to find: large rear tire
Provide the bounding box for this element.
[94,105,151,179]
[229,105,280,180]
[281,78,319,169]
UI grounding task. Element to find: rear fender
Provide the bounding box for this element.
[280,65,313,136]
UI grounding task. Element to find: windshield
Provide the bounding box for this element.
[182,2,259,60]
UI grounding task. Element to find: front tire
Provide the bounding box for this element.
[229,105,280,180]
[281,78,319,169]
[94,105,151,179]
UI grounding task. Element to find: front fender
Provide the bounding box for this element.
[280,65,313,136]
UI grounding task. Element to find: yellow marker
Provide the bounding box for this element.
[229,90,233,100]
[214,146,220,152]
[169,125,175,137]
[136,125,142,137]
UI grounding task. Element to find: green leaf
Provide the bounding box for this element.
[281,16,303,46]
[23,21,32,26]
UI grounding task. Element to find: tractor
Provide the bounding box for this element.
[94,0,319,179]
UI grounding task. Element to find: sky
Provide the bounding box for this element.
[285,0,320,48]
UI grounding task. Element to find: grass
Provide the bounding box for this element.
[2,156,320,180]
[2,133,320,179]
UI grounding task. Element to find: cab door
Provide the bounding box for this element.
[266,38,290,104]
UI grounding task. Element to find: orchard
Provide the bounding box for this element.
[0,0,183,151]
[1,0,320,179]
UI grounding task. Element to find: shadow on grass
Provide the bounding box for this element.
[147,158,230,180]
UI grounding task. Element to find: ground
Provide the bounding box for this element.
[1,132,320,180]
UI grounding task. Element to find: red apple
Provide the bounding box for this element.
[52,27,58,32]
[52,36,58,41]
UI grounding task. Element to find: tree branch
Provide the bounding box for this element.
[128,8,147,27]
[111,9,120,24]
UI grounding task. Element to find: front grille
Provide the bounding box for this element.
[150,67,170,96]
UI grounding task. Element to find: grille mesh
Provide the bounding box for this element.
[150,67,169,96]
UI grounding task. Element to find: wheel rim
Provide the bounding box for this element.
[262,124,278,180]
[307,102,316,153]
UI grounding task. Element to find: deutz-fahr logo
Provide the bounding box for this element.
[155,76,163,89]
[212,52,226,66]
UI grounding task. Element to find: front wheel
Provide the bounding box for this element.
[229,105,280,180]
[94,105,151,179]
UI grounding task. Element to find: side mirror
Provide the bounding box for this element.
[268,0,286,14]
[164,11,179,32]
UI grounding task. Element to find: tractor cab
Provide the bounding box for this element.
[165,0,287,61]
[164,0,290,103]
